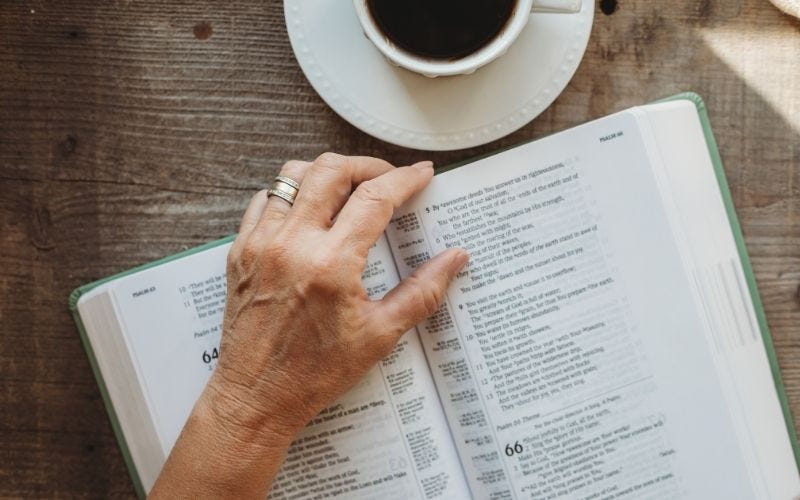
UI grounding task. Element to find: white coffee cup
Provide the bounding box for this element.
[352,0,582,78]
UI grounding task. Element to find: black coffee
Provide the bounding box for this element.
[367,0,517,60]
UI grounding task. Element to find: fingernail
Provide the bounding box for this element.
[412,160,434,171]
[451,249,469,272]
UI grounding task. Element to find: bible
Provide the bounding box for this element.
[70,94,800,499]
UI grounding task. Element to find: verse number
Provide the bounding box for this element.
[505,441,524,457]
[202,347,219,364]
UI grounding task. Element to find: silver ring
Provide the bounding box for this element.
[274,176,300,191]
[267,188,296,206]
[267,176,301,206]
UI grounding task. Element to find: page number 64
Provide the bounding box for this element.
[202,347,219,364]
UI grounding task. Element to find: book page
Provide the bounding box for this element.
[386,112,762,499]
[109,236,469,498]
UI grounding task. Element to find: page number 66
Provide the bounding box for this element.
[505,441,524,457]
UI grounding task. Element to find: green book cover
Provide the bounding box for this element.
[68,93,799,498]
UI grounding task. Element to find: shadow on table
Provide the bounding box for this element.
[320,1,799,177]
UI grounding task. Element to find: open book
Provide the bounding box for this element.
[70,94,800,499]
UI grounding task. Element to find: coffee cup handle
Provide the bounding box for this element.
[531,0,581,13]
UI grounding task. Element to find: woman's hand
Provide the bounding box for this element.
[151,154,468,498]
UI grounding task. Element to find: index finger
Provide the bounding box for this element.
[330,161,434,257]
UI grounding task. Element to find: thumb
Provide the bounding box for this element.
[372,248,469,338]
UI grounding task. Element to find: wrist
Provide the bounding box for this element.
[202,370,303,448]
[151,372,301,499]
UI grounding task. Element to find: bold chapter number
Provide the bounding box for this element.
[202,347,219,364]
[505,441,524,457]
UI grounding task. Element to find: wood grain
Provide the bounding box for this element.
[1,0,798,496]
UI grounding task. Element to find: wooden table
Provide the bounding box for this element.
[1,0,798,496]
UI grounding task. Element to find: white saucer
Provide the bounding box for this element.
[284,1,594,151]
